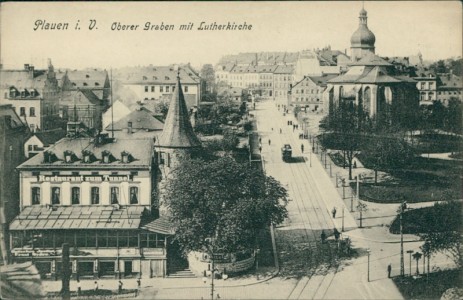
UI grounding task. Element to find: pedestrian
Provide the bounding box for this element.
[301,144,304,153]
[333,228,340,241]
[321,231,327,243]
[259,137,262,143]
[259,146,262,153]
[137,278,141,289]
[94,281,99,293]
[387,264,392,278]
[332,207,337,218]
[268,139,271,146]
[77,279,81,296]
[312,146,315,153]
[279,128,282,134]
[118,280,123,294]
[271,127,273,131]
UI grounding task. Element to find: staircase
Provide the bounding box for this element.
[167,267,197,278]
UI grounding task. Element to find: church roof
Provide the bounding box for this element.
[157,75,201,148]
[349,52,392,66]
[329,65,416,84]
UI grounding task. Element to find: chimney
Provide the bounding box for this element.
[127,121,133,134]
[28,65,35,78]
[24,64,30,70]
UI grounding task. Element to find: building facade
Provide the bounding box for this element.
[273,65,295,105]
[60,89,107,131]
[122,66,201,110]
[0,61,61,132]
[10,135,173,279]
[289,74,337,113]
[0,105,30,263]
[414,74,438,105]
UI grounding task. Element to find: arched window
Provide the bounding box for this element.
[363,86,371,114]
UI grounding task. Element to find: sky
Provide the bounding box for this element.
[1,1,461,70]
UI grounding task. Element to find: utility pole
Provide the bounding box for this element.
[341,208,345,232]
[400,200,405,277]
[61,243,70,300]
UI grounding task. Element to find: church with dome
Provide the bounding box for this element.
[323,7,419,126]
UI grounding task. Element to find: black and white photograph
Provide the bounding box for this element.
[0,1,461,299]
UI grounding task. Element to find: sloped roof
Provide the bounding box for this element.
[274,65,294,74]
[307,74,339,86]
[34,129,66,146]
[157,76,201,148]
[0,262,44,299]
[106,107,164,131]
[141,216,175,235]
[0,69,47,90]
[60,89,101,106]
[124,66,199,85]
[438,74,462,89]
[9,206,145,231]
[349,52,392,66]
[329,65,416,84]
[18,137,154,169]
[0,104,27,129]
[65,69,108,89]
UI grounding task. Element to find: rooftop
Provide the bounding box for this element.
[33,129,67,146]
[18,136,154,169]
[9,205,145,231]
[106,106,164,131]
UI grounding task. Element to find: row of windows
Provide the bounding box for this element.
[31,186,139,205]
[295,89,321,94]
[12,231,164,249]
[294,97,321,102]
[144,85,189,93]
[19,107,36,117]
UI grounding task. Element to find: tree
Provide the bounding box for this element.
[154,98,170,119]
[200,64,216,94]
[444,98,462,134]
[362,133,416,183]
[321,102,368,180]
[163,156,289,254]
[418,201,462,268]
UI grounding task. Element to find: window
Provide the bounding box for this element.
[151,86,155,92]
[184,86,188,92]
[31,187,41,205]
[28,145,33,151]
[166,86,170,93]
[20,107,26,116]
[91,187,100,204]
[110,187,119,204]
[71,187,80,204]
[144,86,148,92]
[29,107,36,116]
[130,187,139,204]
[29,124,35,132]
[160,86,163,92]
[51,187,60,204]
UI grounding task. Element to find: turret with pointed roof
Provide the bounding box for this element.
[157,73,201,148]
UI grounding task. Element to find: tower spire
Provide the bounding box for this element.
[157,75,201,148]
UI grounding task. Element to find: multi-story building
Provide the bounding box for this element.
[24,129,66,158]
[414,74,438,105]
[0,61,61,132]
[258,65,277,99]
[121,65,201,110]
[60,89,107,131]
[60,69,111,102]
[289,74,337,113]
[0,105,30,262]
[273,65,295,105]
[10,134,173,279]
[436,73,462,104]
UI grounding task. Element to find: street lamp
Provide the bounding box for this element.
[412,252,422,276]
[406,250,413,276]
[203,238,219,300]
[367,249,371,282]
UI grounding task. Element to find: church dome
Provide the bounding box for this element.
[350,8,376,48]
[350,26,376,47]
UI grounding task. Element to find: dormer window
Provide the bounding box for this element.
[64,150,76,163]
[101,150,113,163]
[82,150,94,163]
[86,74,90,78]
[143,76,147,80]
[83,82,88,86]
[121,151,133,163]
[165,76,169,80]
[43,151,57,163]
[95,82,100,86]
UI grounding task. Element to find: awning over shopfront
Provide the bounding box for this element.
[141,216,175,235]
[9,205,145,231]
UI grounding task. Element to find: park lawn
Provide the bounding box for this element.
[389,201,461,234]
[355,157,461,203]
[393,269,461,300]
[411,132,463,154]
